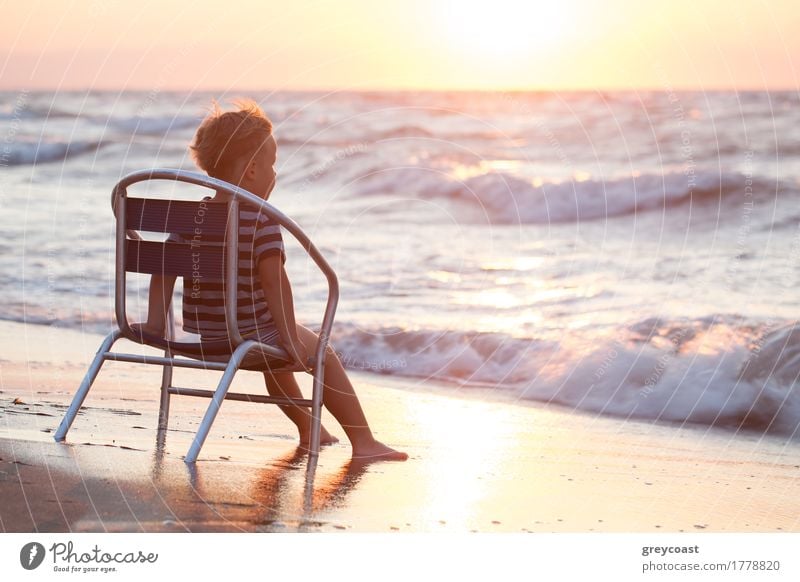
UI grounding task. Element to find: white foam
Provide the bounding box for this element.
[327,318,800,437]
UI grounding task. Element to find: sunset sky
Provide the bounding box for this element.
[1,0,798,91]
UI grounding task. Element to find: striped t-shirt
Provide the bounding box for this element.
[175,197,286,341]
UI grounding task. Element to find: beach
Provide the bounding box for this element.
[2,89,800,535]
[2,319,798,533]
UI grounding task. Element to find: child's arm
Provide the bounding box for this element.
[132,274,177,337]
[258,254,310,368]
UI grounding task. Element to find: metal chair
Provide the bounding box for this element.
[54,169,339,463]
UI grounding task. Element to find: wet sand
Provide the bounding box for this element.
[1,320,799,532]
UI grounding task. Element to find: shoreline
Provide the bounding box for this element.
[2,318,793,446]
[2,320,799,533]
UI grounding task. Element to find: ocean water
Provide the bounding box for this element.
[1,89,799,438]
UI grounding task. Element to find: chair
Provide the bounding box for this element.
[53,168,339,463]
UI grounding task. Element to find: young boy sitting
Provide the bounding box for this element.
[133,100,407,461]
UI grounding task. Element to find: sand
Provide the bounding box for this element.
[1,320,799,533]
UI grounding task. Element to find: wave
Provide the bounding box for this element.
[738,321,800,386]
[350,168,776,224]
[107,115,200,135]
[375,125,435,139]
[371,125,504,141]
[28,105,79,119]
[0,312,116,336]
[325,317,800,437]
[0,107,75,121]
[3,140,109,166]
[328,322,553,385]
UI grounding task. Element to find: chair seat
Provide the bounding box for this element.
[126,329,293,371]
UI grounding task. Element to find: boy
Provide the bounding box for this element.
[134,101,407,461]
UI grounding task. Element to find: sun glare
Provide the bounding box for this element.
[439,0,571,61]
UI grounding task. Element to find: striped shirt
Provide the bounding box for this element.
[175,197,286,341]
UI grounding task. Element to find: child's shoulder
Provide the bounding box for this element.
[243,207,280,229]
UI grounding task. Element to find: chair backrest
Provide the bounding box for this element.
[124,198,229,279]
[114,186,244,353]
[110,168,340,365]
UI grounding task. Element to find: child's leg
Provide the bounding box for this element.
[262,370,338,446]
[294,324,408,461]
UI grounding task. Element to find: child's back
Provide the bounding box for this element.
[174,196,286,346]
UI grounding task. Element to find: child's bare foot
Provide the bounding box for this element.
[352,439,408,461]
[299,425,339,448]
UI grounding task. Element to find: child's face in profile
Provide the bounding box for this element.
[249,134,278,199]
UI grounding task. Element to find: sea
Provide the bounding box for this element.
[1,89,799,438]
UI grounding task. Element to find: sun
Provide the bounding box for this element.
[438,0,571,61]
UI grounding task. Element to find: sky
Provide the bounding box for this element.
[0,0,798,91]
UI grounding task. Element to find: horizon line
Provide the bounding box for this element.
[0,85,798,94]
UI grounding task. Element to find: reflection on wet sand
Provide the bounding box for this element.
[122,415,380,532]
[174,446,375,531]
[252,449,373,519]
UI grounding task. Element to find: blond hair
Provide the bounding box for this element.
[190,99,273,181]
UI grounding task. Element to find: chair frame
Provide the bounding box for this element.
[53,168,339,463]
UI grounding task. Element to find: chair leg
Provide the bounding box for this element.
[158,306,175,435]
[184,340,259,463]
[309,364,325,458]
[157,352,173,433]
[54,330,122,442]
